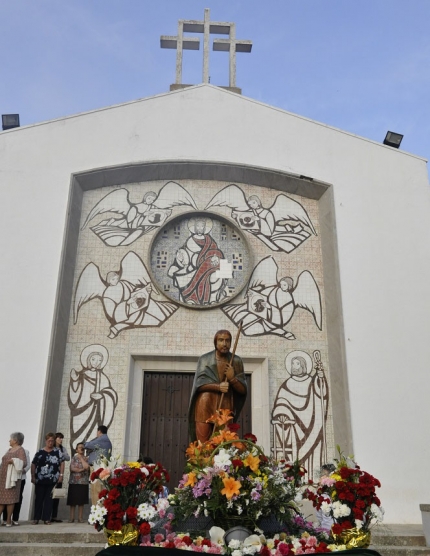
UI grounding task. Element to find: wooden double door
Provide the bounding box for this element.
[140,372,252,489]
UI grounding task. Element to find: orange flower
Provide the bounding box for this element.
[216,409,234,425]
[243,454,260,473]
[183,472,197,487]
[185,441,201,461]
[207,409,234,427]
[221,476,241,499]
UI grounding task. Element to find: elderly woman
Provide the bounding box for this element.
[31,432,64,525]
[0,432,27,527]
[67,442,89,523]
[51,432,70,523]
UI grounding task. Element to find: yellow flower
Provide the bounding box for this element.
[243,454,260,473]
[221,476,241,499]
[126,461,141,468]
[184,472,197,487]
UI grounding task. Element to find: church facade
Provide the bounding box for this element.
[1,83,429,523]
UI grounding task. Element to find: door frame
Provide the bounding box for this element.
[123,354,270,462]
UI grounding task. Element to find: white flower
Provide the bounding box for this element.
[228,540,241,549]
[355,519,363,530]
[370,504,384,523]
[137,503,157,521]
[209,526,225,545]
[320,501,332,516]
[242,546,259,555]
[331,501,351,519]
[232,550,243,556]
[140,467,149,476]
[157,498,169,511]
[243,535,263,548]
[213,449,232,469]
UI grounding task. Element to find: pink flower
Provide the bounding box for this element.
[99,468,111,480]
[305,537,318,547]
[154,534,165,543]
[320,477,335,487]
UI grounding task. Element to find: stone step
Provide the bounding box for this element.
[0,542,104,556]
[370,546,430,556]
[0,524,104,544]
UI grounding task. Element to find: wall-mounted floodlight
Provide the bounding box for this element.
[383,131,403,149]
[2,114,20,131]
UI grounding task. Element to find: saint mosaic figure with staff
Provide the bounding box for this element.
[271,350,329,479]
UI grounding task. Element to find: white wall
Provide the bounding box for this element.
[1,84,429,522]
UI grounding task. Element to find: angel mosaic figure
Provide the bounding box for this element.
[82,182,198,247]
[205,184,316,254]
[68,344,118,453]
[74,252,178,337]
[223,256,322,340]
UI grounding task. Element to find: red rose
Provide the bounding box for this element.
[228,423,241,432]
[278,542,293,555]
[182,536,193,546]
[126,507,138,519]
[108,488,120,500]
[232,459,244,468]
[244,433,257,443]
[90,468,103,481]
[331,524,343,535]
[260,545,271,556]
[107,519,122,531]
[201,539,212,547]
[98,489,108,499]
[139,522,151,535]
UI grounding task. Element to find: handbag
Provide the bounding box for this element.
[51,485,67,499]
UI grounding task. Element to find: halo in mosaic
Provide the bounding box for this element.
[148,211,253,309]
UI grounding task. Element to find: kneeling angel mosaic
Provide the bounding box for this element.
[205,184,316,254]
[81,181,198,247]
[223,255,322,340]
[74,252,178,338]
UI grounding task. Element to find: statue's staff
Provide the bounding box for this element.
[313,350,327,462]
[217,320,243,411]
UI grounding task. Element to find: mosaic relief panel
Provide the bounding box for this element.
[67,344,118,453]
[271,350,329,479]
[205,185,317,254]
[223,255,321,340]
[58,178,332,472]
[149,212,252,308]
[74,251,178,337]
[82,182,198,247]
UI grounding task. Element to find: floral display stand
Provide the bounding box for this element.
[88,411,384,555]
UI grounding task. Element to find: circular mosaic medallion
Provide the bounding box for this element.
[149,211,252,309]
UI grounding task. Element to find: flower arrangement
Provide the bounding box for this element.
[88,460,170,545]
[302,448,383,548]
[141,526,332,555]
[169,409,302,532]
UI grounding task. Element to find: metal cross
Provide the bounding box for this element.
[160,8,252,88]
[162,383,180,412]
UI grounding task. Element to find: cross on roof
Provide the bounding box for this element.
[160,8,252,91]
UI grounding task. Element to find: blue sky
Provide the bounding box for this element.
[1,0,430,170]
